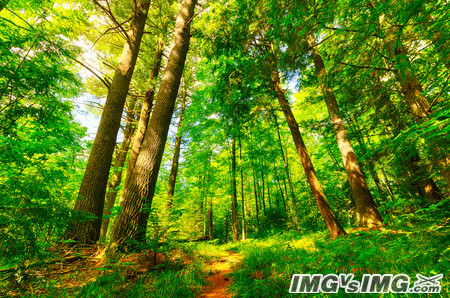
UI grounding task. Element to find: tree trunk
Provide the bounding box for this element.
[261,169,267,217]
[238,131,246,241]
[63,1,150,243]
[105,0,197,254]
[208,198,213,240]
[167,88,187,207]
[271,60,346,239]
[273,114,299,227]
[390,44,449,193]
[307,34,383,228]
[231,136,239,242]
[100,100,137,241]
[252,168,260,233]
[120,41,164,204]
[275,171,287,212]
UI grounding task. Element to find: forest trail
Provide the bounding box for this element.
[199,251,242,298]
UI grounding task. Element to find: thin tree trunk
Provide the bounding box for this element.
[208,197,213,240]
[231,137,239,242]
[100,100,137,241]
[167,88,187,207]
[120,41,164,204]
[261,169,267,217]
[106,0,197,254]
[274,114,299,227]
[275,171,287,212]
[238,131,246,241]
[271,59,346,239]
[63,1,151,243]
[307,34,383,228]
[252,168,260,233]
[225,210,229,243]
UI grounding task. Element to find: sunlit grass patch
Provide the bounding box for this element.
[229,226,450,297]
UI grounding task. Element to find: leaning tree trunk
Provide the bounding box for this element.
[271,59,346,239]
[231,136,239,242]
[105,0,197,254]
[120,41,164,204]
[167,88,187,207]
[63,1,151,244]
[100,100,137,241]
[307,34,383,228]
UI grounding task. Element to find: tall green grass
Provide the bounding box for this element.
[229,226,449,297]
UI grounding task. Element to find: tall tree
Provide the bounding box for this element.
[120,41,164,204]
[63,0,151,243]
[270,58,346,239]
[100,100,137,240]
[167,87,187,206]
[238,130,246,241]
[106,0,198,253]
[231,136,239,242]
[306,34,384,228]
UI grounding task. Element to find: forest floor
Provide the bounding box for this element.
[1,219,449,297]
[199,251,242,298]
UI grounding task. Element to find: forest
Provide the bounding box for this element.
[0,0,449,296]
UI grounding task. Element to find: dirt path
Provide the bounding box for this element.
[199,251,242,298]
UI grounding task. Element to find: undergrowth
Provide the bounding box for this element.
[227,221,449,297]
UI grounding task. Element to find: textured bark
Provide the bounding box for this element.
[307,35,383,228]
[167,89,187,207]
[271,62,346,239]
[231,137,239,242]
[100,100,137,241]
[106,0,197,253]
[63,1,150,243]
[120,41,164,204]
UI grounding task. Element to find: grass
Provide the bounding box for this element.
[227,224,449,297]
[1,214,448,297]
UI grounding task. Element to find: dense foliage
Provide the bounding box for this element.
[0,0,448,296]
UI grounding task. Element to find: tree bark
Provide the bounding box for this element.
[105,0,197,254]
[100,100,137,241]
[231,136,239,242]
[271,60,346,239]
[120,41,164,204]
[167,88,187,207]
[63,1,151,243]
[307,34,383,228]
